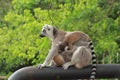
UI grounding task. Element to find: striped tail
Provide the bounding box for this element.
[89,40,97,80]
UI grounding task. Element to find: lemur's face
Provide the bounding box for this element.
[40,24,54,38]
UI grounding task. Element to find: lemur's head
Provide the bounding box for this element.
[39,24,57,39]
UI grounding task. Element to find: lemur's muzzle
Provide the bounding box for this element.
[39,33,46,37]
[39,29,46,37]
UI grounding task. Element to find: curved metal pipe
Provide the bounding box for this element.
[8,64,120,80]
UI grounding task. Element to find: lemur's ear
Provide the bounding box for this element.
[53,27,57,37]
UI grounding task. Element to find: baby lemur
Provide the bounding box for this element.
[58,31,90,52]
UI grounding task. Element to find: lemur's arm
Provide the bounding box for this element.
[38,43,58,68]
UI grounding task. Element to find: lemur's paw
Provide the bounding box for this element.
[37,64,46,69]
[62,63,70,70]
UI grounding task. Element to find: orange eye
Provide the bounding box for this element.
[48,28,50,31]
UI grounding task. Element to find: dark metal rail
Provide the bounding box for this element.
[8,64,120,80]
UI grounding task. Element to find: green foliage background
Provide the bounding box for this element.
[0,0,120,77]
